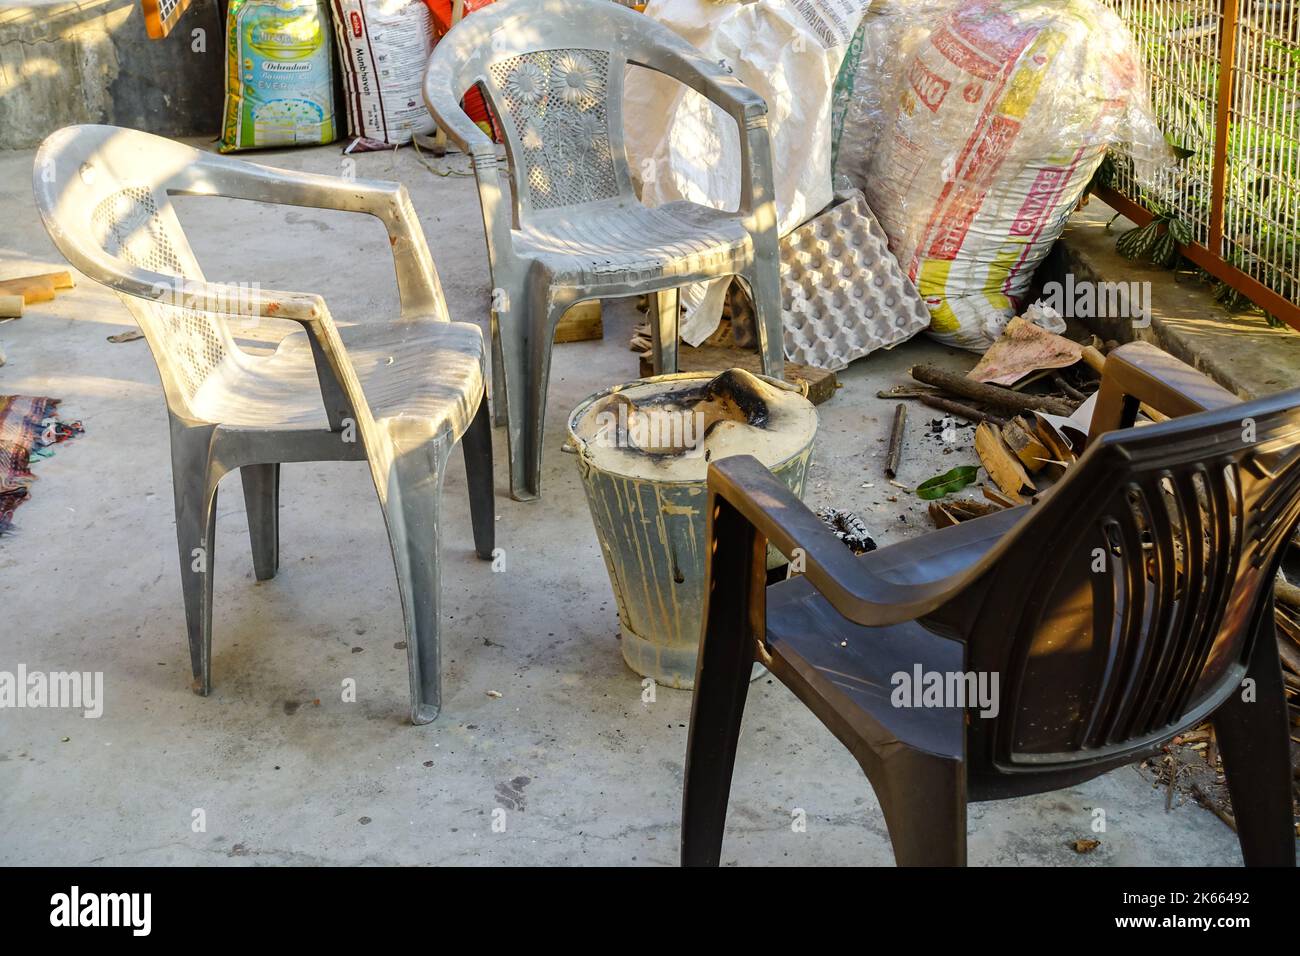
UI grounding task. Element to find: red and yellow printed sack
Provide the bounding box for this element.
[835,0,1170,351]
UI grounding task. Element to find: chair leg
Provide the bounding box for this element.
[240,463,280,581]
[490,323,508,428]
[874,750,968,866]
[1213,596,1297,866]
[461,389,495,560]
[374,439,449,725]
[507,292,571,502]
[491,280,539,502]
[649,288,680,375]
[681,497,766,866]
[738,268,785,380]
[170,428,220,697]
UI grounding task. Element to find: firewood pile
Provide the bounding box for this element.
[886,334,1115,509]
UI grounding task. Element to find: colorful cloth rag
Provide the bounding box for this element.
[0,396,83,535]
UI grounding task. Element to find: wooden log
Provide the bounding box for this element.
[1081,345,1107,376]
[1025,413,1076,481]
[929,501,959,529]
[1191,782,1237,832]
[1273,607,1300,676]
[911,364,1076,416]
[0,295,23,319]
[1051,370,1087,402]
[884,403,906,479]
[876,385,939,399]
[1001,416,1051,473]
[982,484,1020,509]
[0,270,74,305]
[928,497,1001,528]
[917,393,1008,427]
[1274,574,1300,611]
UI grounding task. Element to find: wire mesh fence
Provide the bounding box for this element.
[1102,0,1300,326]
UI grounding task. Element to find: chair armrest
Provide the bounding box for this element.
[82,242,359,431]
[422,58,516,272]
[634,44,774,219]
[170,153,449,321]
[1088,341,1241,442]
[707,455,979,628]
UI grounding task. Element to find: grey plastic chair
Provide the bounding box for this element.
[32,124,494,724]
[423,0,785,500]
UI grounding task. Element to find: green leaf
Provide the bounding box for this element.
[1117,220,1161,259]
[1165,135,1195,161]
[1151,230,1177,267]
[915,465,980,500]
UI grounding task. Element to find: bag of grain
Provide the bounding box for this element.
[221,0,338,152]
[331,0,438,151]
[834,0,1171,350]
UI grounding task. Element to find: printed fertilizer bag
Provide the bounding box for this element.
[221,0,337,152]
[332,0,437,151]
[834,0,1171,351]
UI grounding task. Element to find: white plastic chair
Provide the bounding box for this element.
[33,125,494,724]
[423,0,785,500]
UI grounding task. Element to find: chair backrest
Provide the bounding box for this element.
[33,125,234,418]
[426,0,701,223]
[960,388,1300,778]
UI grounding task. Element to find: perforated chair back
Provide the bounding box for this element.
[34,126,237,417]
[963,390,1300,781]
[425,0,723,223]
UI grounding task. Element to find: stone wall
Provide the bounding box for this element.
[0,0,223,150]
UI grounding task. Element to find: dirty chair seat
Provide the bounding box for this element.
[194,320,485,431]
[515,200,751,288]
[765,508,1024,757]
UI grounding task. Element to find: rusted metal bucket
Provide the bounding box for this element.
[568,370,817,688]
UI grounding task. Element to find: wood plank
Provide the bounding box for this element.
[554,300,603,343]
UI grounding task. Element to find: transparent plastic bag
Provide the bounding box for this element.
[833,0,1173,351]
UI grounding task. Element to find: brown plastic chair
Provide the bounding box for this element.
[682,342,1299,866]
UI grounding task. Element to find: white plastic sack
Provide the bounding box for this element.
[833,0,1173,351]
[331,0,438,151]
[625,0,871,345]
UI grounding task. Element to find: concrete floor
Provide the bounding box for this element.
[0,140,1245,866]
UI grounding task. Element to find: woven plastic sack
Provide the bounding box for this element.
[332,0,437,151]
[834,0,1171,351]
[625,0,872,346]
[221,0,337,152]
